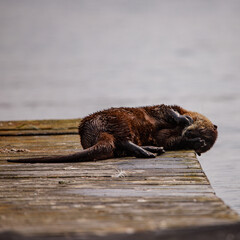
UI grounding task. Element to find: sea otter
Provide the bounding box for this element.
[7,104,217,163]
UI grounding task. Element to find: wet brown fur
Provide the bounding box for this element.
[7,104,218,163]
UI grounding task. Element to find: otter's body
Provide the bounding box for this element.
[8,105,218,163]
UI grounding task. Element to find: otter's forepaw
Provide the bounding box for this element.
[185,115,194,125]
[169,109,193,126]
[179,115,193,126]
[187,137,206,150]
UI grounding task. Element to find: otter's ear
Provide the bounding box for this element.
[214,124,218,129]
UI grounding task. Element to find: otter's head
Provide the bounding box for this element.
[182,114,218,155]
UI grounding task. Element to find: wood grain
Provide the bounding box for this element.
[0,119,239,239]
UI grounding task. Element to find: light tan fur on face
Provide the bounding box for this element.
[182,112,213,135]
[180,111,217,154]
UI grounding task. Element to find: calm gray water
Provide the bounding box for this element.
[1,0,240,213]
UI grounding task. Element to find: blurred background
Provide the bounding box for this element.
[0,0,240,213]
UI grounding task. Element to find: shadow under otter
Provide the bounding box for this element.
[7,104,218,163]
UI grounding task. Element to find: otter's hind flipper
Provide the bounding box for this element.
[141,146,165,155]
[120,141,156,158]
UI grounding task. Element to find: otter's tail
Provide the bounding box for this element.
[7,134,115,163]
[7,149,93,163]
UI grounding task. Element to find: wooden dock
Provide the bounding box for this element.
[0,119,239,240]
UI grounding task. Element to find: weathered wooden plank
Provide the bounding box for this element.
[0,119,80,136]
[0,119,81,131]
[0,119,239,239]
